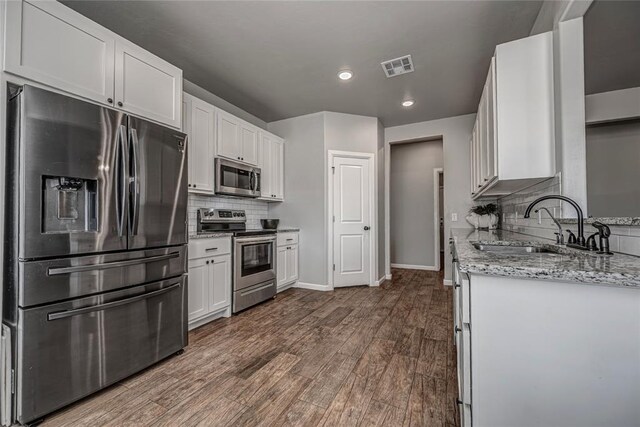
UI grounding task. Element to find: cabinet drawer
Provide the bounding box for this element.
[277,232,298,247]
[189,237,231,259]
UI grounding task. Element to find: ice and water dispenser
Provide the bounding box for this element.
[42,176,98,233]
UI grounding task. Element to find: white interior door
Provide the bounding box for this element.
[332,156,371,287]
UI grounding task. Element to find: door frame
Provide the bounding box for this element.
[327,150,376,288]
[434,168,444,271]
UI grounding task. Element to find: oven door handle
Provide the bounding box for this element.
[235,236,276,244]
[47,282,181,321]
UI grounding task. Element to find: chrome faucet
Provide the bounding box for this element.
[535,207,564,244]
[524,195,586,249]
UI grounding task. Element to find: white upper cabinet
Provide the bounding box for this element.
[258,132,284,201]
[5,1,115,104]
[471,31,555,199]
[216,110,259,166]
[4,1,182,129]
[240,125,259,165]
[114,40,182,129]
[216,110,242,160]
[184,94,215,194]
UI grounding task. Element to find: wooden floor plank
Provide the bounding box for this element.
[40,268,458,427]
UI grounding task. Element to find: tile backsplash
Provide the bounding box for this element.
[188,194,269,235]
[498,176,640,257]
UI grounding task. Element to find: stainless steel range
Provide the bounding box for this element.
[2,85,188,426]
[197,209,277,313]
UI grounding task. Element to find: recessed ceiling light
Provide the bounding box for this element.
[402,99,415,107]
[338,70,353,81]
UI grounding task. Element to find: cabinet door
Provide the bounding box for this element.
[187,258,209,322]
[259,134,273,199]
[5,0,115,105]
[286,245,299,283]
[478,89,488,188]
[216,111,242,161]
[114,40,182,128]
[485,58,498,181]
[277,246,288,288]
[240,124,259,166]
[209,255,231,313]
[189,97,215,194]
[271,138,284,200]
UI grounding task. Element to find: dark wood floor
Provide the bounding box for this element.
[42,269,458,427]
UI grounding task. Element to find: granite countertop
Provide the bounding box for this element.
[451,228,640,288]
[188,232,233,239]
[558,217,640,226]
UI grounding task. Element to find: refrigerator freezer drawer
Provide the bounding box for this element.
[19,246,187,307]
[15,276,187,425]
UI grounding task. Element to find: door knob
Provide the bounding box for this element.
[364,226,370,231]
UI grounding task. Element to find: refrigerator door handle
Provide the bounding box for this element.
[47,252,180,276]
[47,282,181,321]
[129,127,141,236]
[116,125,127,237]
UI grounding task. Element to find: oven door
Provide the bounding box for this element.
[234,236,276,290]
[215,158,261,198]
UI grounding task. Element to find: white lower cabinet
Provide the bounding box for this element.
[453,259,472,427]
[277,233,299,291]
[187,237,232,329]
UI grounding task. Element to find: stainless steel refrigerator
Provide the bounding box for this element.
[1,85,188,425]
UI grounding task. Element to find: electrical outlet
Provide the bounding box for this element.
[451,213,458,222]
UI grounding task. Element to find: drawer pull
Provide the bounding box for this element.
[48,252,179,275]
[205,247,219,252]
[286,238,294,241]
[455,327,462,333]
[47,282,181,320]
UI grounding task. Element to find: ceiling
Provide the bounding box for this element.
[62,1,543,127]
[584,0,640,95]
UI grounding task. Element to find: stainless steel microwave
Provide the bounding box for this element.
[214,158,261,198]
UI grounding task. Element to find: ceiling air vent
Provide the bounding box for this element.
[381,55,414,78]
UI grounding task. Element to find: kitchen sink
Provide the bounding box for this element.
[472,243,557,254]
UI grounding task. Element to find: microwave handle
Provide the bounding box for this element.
[250,170,257,192]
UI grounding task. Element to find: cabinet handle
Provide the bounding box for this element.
[107,98,113,104]
[286,239,293,241]
[205,247,218,252]
[455,327,462,333]
[117,101,123,107]
[194,184,197,188]
[206,260,210,264]
[456,399,463,406]
[188,184,192,187]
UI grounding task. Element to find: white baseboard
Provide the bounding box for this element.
[443,279,453,287]
[188,306,230,331]
[277,281,296,293]
[294,282,333,292]
[373,276,386,287]
[391,263,439,271]
[386,273,392,280]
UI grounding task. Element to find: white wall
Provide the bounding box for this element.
[268,111,382,288]
[586,121,640,217]
[390,140,443,268]
[267,113,327,286]
[385,113,476,282]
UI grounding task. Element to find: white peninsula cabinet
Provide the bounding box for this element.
[4,0,182,129]
[258,132,284,201]
[276,232,299,291]
[187,237,232,329]
[216,110,259,166]
[452,260,640,427]
[470,31,555,199]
